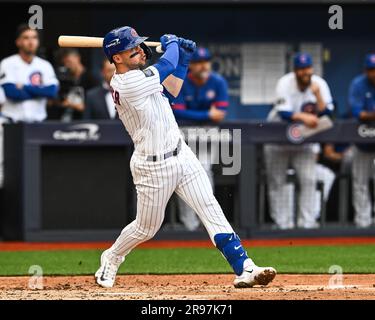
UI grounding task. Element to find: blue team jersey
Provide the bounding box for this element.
[172,72,229,121]
[349,74,375,152]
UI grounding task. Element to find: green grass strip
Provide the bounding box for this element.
[0,245,374,276]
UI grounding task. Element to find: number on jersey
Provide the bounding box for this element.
[110,86,120,105]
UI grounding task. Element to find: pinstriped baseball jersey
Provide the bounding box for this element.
[110,66,181,155]
[106,64,234,260]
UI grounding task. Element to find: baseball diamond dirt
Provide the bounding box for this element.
[1,274,375,300]
[1,238,375,300]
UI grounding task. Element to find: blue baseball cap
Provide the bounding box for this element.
[365,53,375,69]
[293,53,313,69]
[191,47,212,62]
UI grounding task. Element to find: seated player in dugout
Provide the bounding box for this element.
[95,26,276,289]
[264,53,334,230]
[348,53,375,228]
[167,47,229,231]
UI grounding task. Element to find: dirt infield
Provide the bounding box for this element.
[1,274,375,300]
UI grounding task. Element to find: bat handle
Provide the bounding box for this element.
[155,45,163,54]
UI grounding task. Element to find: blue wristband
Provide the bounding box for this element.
[174,65,188,80]
[160,42,179,69]
[154,42,179,82]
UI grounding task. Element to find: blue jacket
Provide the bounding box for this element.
[172,72,229,122]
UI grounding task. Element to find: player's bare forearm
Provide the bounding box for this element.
[311,82,326,112]
[162,37,195,97]
[359,111,375,121]
[314,91,326,112]
[291,112,306,122]
[162,75,184,98]
[292,112,318,128]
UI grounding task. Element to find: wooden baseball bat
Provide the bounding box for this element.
[58,35,163,53]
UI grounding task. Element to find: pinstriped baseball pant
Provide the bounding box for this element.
[109,140,234,257]
[264,144,317,227]
[351,146,375,227]
[177,145,216,230]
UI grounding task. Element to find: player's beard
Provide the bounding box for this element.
[297,74,312,90]
[128,60,146,71]
[196,71,210,81]
[20,46,37,57]
[366,72,375,86]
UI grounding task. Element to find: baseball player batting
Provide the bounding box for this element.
[94,26,276,288]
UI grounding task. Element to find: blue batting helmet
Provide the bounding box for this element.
[103,26,149,63]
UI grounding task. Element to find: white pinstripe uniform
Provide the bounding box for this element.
[108,65,233,257]
[264,72,334,228]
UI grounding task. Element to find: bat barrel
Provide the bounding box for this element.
[58,36,103,48]
[58,35,163,52]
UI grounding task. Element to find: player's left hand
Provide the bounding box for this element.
[209,106,226,122]
[160,34,179,51]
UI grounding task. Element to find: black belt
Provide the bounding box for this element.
[146,139,181,162]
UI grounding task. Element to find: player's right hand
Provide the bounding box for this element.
[160,34,179,51]
[300,113,319,128]
[178,38,196,53]
[209,106,226,122]
[177,38,196,67]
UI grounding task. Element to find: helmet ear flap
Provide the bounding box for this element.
[140,42,152,60]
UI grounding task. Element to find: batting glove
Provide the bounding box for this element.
[177,47,192,67]
[178,38,196,53]
[160,34,179,51]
